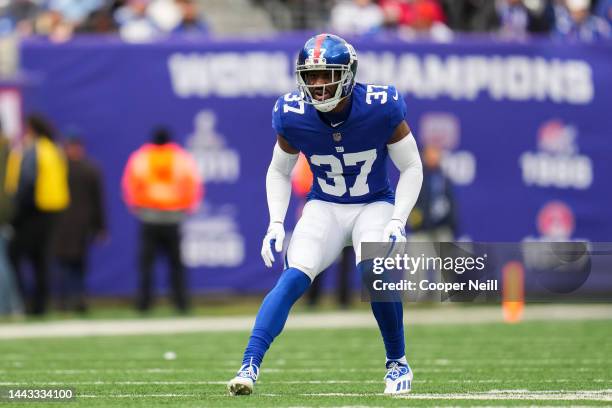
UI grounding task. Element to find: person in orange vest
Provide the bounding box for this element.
[122,127,202,313]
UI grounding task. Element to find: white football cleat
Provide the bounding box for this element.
[227,360,259,396]
[383,361,413,395]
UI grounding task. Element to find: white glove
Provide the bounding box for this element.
[261,222,285,268]
[382,219,407,243]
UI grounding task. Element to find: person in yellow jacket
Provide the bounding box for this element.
[6,114,69,315]
[122,127,202,313]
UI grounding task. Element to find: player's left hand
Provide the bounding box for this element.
[382,219,407,243]
[261,222,285,268]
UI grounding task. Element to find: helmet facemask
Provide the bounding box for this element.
[296,64,354,113]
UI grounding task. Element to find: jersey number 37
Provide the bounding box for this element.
[310,149,376,197]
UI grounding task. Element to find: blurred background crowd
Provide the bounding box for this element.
[0,0,208,41]
[0,0,610,42]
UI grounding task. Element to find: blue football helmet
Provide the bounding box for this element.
[296,33,358,112]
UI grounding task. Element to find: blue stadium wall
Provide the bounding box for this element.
[16,35,612,296]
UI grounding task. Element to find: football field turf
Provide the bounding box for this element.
[1,318,611,407]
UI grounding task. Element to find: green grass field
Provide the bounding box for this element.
[2,319,611,407]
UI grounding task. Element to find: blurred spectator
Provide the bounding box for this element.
[0,121,23,317]
[146,0,182,31]
[440,0,554,34]
[54,133,106,313]
[270,0,335,31]
[408,145,457,241]
[172,0,208,35]
[407,144,457,301]
[34,8,74,41]
[330,0,384,35]
[554,0,611,41]
[113,0,208,41]
[496,0,533,38]
[0,0,41,36]
[494,0,554,38]
[122,127,202,313]
[526,0,556,33]
[77,5,119,34]
[440,0,499,31]
[47,0,104,25]
[596,0,612,24]
[380,0,452,40]
[114,0,161,41]
[0,0,124,37]
[382,0,446,26]
[7,114,69,315]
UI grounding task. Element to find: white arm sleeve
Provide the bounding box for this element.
[388,132,423,225]
[266,142,299,224]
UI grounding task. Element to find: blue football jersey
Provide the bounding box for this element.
[272,83,407,204]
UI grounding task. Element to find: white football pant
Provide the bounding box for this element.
[286,200,393,280]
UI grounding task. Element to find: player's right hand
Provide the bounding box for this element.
[261,222,285,268]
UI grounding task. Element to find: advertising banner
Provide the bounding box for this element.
[19,36,612,295]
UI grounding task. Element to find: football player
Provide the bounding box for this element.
[228,33,423,396]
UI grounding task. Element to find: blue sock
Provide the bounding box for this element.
[358,260,406,361]
[242,267,311,368]
[371,301,405,360]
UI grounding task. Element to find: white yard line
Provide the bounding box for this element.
[397,392,612,402]
[1,304,611,339]
[72,390,612,402]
